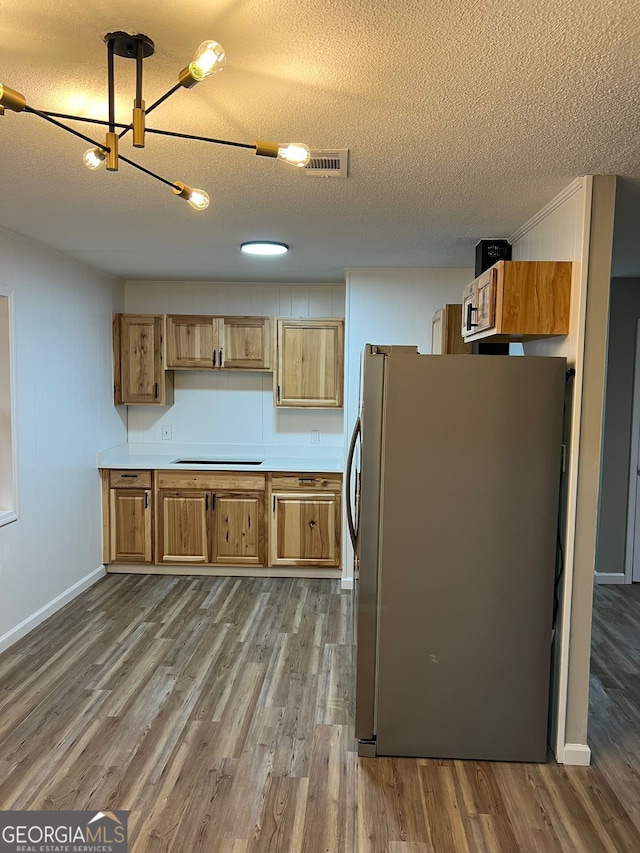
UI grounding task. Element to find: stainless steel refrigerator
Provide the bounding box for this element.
[346,346,566,761]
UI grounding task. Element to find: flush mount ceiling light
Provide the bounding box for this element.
[0,32,312,212]
[241,241,289,256]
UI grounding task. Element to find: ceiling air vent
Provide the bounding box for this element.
[303,148,349,178]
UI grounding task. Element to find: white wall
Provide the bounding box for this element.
[124,281,345,452]
[0,228,125,652]
[510,177,601,765]
[597,278,640,579]
[0,295,13,512]
[342,267,475,582]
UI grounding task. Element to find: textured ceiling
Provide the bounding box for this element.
[0,0,638,281]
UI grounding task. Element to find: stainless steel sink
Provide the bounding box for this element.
[174,458,263,465]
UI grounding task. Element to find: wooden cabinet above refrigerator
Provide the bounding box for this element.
[461,261,572,343]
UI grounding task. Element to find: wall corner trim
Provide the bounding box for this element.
[561,742,592,765]
[0,566,106,655]
[509,178,585,245]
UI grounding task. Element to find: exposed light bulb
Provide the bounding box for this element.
[189,41,226,81]
[172,181,210,211]
[277,143,311,167]
[187,189,210,211]
[83,148,106,170]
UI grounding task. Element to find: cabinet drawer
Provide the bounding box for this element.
[270,474,342,492]
[156,471,266,490]
[109,470,152,488]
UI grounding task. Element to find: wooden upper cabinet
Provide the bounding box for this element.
[431,305,472,354]
[275,318,344,408]
[165,315,219,369]
[166,315,272,371]
[220,317,272,370]
[115,314,174,406]
[461,261,572,343]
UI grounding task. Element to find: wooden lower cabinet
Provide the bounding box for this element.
[156,489,265,566]
[270,491,341,567]
[213,492,265,566]
[157,490,210,563]
[103,468,340,572]
[109,488,152,563]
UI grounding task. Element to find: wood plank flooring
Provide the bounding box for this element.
[0,575,639,851]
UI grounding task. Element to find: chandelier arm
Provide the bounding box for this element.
[23,106,111,152]
[107,37,116,133]
[145,127,255,150]
[117,153,179,189]
[119,83,182,140]
[135,40,144,108]
[146,83,184,114]
[34,110,130,129]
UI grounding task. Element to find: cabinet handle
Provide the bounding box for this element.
[466,304,478,331]
[121,474,138,479]
[213,350,217,367]
[212,494,216,510]
[205,494,209,511]
[309,519,316,528]
[219,348,223,367]
[298,477,318,483]
[273,496,276,512]
[277,385,281,403]
[154,382,159,399]
[144,492,149,509]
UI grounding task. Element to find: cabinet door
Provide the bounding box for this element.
[476,267,497,332]
[157,490,210,563]
[270,492,341,566]
[166,315,219,369]
[212,492,265,565]
[461,284,478,339]
[220,317,272,370]
[120,315,168,404]
[442,304,472,354]
[276,319,344,408]
[109,489,152,563]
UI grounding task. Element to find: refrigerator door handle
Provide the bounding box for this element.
[346,416,362,549]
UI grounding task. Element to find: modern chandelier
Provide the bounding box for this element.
[0,31,312,211]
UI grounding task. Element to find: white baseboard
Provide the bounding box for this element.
[0,565,106,655]
[341,577,354,590]
[594,572,626,585]
[562,743,591,765]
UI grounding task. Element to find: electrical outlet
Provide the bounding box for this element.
[162,425,172,440]
[311,430,320,444]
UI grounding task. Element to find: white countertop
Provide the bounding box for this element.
[98,444,344,474]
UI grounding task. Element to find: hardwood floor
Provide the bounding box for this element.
[0,575,639,851]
